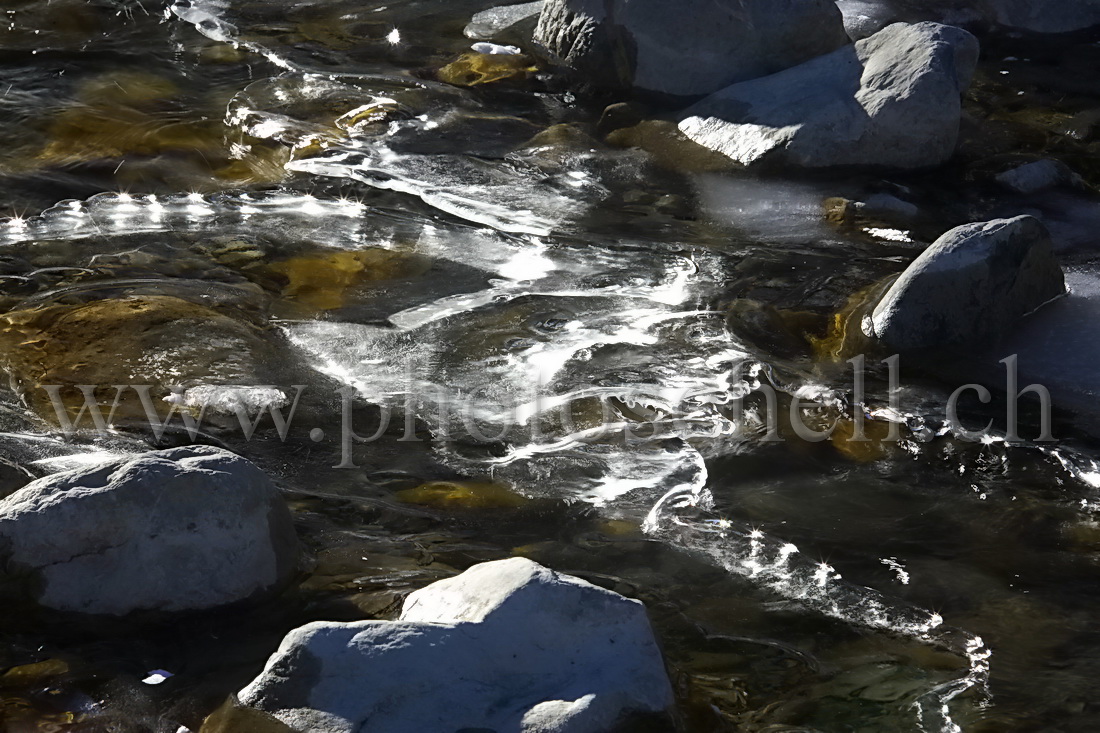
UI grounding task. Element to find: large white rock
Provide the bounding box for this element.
[865,215,1066,351]
[533,0,850,98]
[678,22,978,169]
[0,446,298,615]
[238,557,674,733]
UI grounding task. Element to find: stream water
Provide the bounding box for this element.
[2,1,1100,731]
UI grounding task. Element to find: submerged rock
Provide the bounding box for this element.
[995,159,1085,194]
[533,0,849,99]
[678,22,979,169]
[865,215,1066,351]
[436,52,538,87]
[986,0,1100,33]
[267,249,432,314]
[0,294,277,426]
[0,446,299,616]
[835,0,1100,36]
[238,557,674,733]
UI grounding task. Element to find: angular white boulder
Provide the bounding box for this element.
[533,0,850,98]
[0,446,298,615]
[865,215,1066,351]
[678,22,978,169]
[238,557,674,733]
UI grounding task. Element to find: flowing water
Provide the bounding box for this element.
[2,1,1100,731]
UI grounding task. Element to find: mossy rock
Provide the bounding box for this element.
[394,481,530,509]
[437,52,538,87]
[0,295,275,426]
[266,248,432,314]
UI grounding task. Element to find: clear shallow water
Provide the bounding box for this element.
[2,1,1100,731]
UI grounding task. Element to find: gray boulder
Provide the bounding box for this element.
[865,215,1066,351]
[995,159,1085,195]
[987,0,1100,33]
[238,557,674,733]
[0,446,298,616]
[533,0,849,99]
[678,22,979,169]
[465,1,545,41]
[834,1,983,39]
[833,0,1100,36]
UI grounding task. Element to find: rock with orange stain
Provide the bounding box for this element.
[394,481,530,509]
[266,249,431,313]
[830,418,900,463]
[437,52,538,87]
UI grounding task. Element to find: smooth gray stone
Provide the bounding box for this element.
[678,22,978,169]
[464,1,544,41]
[533,0,849,98]
[0,446,298,615]
[834,0,1100,36]
[866,215,1066,351]
[239,558,674,733]
[995,159,1084,195]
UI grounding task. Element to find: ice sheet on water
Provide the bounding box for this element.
[289,145,588,236]
[644,485,991,733]
[0,191,372,248]
[695,174,838,244]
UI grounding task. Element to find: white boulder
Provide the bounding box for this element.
[865,215,1066,351]
[678,22,979,169]
[238,557,674,733]
[533,0,850,98]
[0,446,299,615]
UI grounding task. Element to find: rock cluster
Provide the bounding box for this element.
[534,0,849,99]
[534,1,980,170]
[677,22,978,169]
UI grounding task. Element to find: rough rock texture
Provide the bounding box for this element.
[238,557,674,733]
[533,0,849,98]
[865,215,1066,351]
[0,446,299,615]
[834,0,1100,37]
[678,22,979,169]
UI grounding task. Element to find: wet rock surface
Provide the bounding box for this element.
[0,446,299,616]
[238,557,674,733]
[678,22,979,169]
[0,294,278,425]
[866,215,1066,351]
[533,0,849,98]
